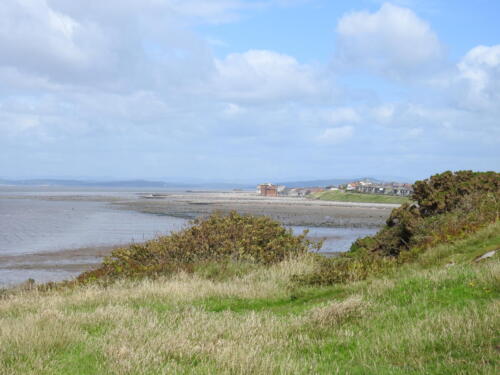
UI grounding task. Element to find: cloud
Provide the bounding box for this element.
[212,50,329,103]
[48,0,249,25]
[335,2,444,80]
[0,0,96,78]
[0,0,236,89]
[455,45,500,111]
[325,107,361,125]
[318,126,354,144]
[222,103,246,117]
[371,105,396,123]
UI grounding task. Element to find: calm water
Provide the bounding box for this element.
[290,226,377,254]
[0,191,377,285]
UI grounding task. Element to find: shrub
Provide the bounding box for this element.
[78,211,320,282]
[352,171,499,257]
[412,170,499,216]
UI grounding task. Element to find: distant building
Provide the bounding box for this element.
[343,179,413,197]
[257,183,278,197]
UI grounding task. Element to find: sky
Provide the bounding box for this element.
[1,0,499,182]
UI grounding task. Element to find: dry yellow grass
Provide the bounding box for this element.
[309,295,365,326]
[0,257,321,374]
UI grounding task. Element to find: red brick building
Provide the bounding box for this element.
[258,183,278,197]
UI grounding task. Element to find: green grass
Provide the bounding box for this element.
[0,223,499,374]
[314,190,409,204]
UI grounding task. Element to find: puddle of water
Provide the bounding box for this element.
[290,226,377,253]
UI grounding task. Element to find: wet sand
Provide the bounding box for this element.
[0,245,117,271]
[114,191,397,227]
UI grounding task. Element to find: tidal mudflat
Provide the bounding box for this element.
[0,188,392,285]
[120,190,396,227]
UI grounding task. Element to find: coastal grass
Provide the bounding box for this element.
[1,223,499,374]
[313,190,409,204]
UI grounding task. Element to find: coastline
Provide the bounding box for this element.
[0,190,394,285]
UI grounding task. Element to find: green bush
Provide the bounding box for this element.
[353,171,499,257]
[78,211,320,282]
[412,170,499,216]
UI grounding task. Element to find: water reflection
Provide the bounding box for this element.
[290,226,377,253]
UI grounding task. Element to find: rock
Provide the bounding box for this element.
[474,250,497,262]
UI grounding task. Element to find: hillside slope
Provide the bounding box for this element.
[1,222,498,374]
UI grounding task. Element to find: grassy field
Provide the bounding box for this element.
[1,222,498,374]
[313,190,409,204]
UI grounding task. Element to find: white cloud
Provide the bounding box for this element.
[0,1,330,101]
[213,50,328,102]
[335,2,444,80]
[48,0,248,25]
[0,0,233,89]
[456,45,500,111]
[0,0,93,74]
[318,126,354,144]
[326,107,361,125]
[371,104,396,123]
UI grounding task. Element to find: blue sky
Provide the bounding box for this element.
[1,0,499,182]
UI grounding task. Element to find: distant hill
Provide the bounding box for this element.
[0,179,173,188]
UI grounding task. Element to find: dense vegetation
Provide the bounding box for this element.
[77,211,319,283]
[313,189,409,204]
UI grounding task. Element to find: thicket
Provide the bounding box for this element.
[298,170,500,285]
[78,211,319,283]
